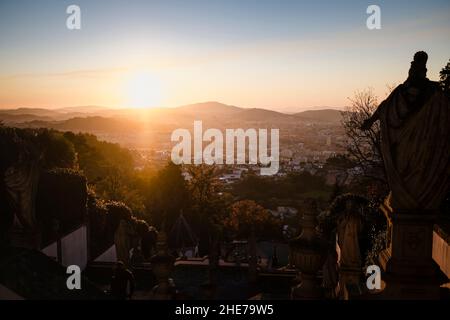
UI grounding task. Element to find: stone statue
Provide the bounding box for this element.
[334,198,367,299]
[3,156,40,230]
[322,248,339,299]
[114,220,138,265]
[362,51,450,211]
[318,194,373,298]
[336,200,363,269]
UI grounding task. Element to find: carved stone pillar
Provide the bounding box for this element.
[378,200,446,299]
[150,229,175,300]
[290,201,328,299]
[338,266,364,299]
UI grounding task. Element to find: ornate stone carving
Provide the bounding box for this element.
[362,51,450,211]
[150,229,176,300]
[290,200,328,299]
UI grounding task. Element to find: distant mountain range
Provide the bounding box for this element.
[293,109,345,122]
[0,102,344,135]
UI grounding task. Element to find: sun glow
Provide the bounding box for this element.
[125,71,164,108]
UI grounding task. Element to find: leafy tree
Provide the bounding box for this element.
[286,171,327,194]
[440,59,450,93]
[232,170,330,205]
[232,173,272,201]
[38,131,77,169]
[187,164,218,216]
[324,154,354,170]
[63,131,145,212]
[225,200,273,240]
[144,161,190,231]
[225,200,277,281]
[187,164,232,256]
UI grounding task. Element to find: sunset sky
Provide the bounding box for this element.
[1,0,449,111]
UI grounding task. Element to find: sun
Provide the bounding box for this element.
[125,71,164,108]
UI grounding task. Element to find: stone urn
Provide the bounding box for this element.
[290,200,328,299]
[150,230,175,300]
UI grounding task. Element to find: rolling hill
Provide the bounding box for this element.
[293,109,343,123]
[1,102,345,138]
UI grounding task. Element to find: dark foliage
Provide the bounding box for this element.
[440,59,450,94]
[232,171,330,206]
[88,193,157,260]
[36,169,87,245]
[144,161,190,231]
[318,193,386,265]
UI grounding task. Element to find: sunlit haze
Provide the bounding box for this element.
[125,71,165,108]
[1,0,450,111]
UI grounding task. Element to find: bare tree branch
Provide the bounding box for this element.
[341,88,386,183]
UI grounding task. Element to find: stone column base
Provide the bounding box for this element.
[378,202,447,299]
[291,273,323,300]
[339,266,364,299]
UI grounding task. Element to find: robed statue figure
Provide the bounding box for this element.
[362,51,450,211]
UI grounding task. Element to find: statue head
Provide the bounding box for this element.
[116,261,125,270]
[414,51,428,64]
[408,51,428,81]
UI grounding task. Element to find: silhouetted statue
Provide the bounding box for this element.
[322,249,339,299]
[130,245,145,266]
[0,128,44,246]
[362,51,450,211]
[110,261,135,300]
[336,199,364,269]
[114,220,138,265]
[4,156,40,230]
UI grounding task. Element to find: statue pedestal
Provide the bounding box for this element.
[151,280,176,300]
[289,200,328,300]
[150,230,176,300]
[378,202,446,299]
[291,272,323,299]
[339,266,364,299]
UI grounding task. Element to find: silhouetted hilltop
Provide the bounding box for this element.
[0,107,62,117]
[1,102,345,142]
[234,108,291,121]
[17,116,142,133]
[55,105,110,113]
[293,109,343,122]
[175,101,242,115]
[0,113,53,123]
